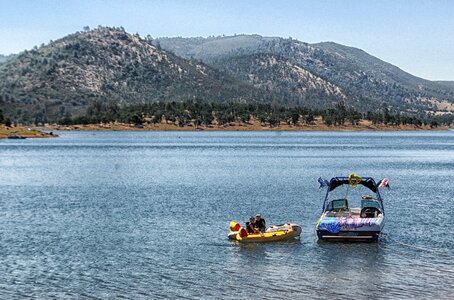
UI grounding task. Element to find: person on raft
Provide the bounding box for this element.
[246,216,259,233]
[255,214,266,232]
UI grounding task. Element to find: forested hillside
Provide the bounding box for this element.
[0,28,267,123]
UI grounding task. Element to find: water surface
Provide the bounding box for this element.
[0,131,453,298]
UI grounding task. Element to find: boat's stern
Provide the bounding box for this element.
[316,214,384,241]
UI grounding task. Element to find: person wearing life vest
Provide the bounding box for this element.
[255,214,266,232]
[246,216,259,233]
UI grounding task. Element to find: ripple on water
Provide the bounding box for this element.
[0,131,453,298]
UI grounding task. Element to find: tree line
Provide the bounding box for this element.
[55,100,452,128]
[0,109,12,127]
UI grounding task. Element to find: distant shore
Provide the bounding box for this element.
[41,118,451,132]
[0,125,56,139]
[1,119,451,140]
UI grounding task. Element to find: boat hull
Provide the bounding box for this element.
[228,222,302,243]
[316,215,384,242]
[236,228,301,243]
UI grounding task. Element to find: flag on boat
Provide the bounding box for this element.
[377,178,390,189]
[318,177,329,189]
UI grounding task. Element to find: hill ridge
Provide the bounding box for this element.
[156,34,454,115]
[1,29,453,124]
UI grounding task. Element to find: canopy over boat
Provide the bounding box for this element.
[321,175,385,214]
[328,176,378,193]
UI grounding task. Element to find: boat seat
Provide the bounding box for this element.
[360,207,381,218]
[350,208,361,215]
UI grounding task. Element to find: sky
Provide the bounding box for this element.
[0,0,453,80]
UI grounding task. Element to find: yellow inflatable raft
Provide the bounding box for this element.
[228,221,301,243]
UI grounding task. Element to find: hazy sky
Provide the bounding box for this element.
[1,0,453,80]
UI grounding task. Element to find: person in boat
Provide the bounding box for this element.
[246,217,259,234]
[255,214,266,232]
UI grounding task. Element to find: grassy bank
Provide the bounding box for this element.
[0,125,57,139]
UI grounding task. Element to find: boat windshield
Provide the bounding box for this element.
[326,199,349,211]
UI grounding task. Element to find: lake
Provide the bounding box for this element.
[1,131,453,298]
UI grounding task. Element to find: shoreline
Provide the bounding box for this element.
[41,119,451,132]
[2,119,451,139]
[0,125,57,139]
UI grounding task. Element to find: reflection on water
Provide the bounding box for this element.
[0,131,453,298]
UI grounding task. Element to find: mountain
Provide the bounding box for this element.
[0,54,15,64]
[1,30,453,124]
[157,35,454,114]
[0,28,266,123]
[435,81,454,90]
[208,52,347,108]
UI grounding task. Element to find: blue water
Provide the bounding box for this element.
[0,131,453,298]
